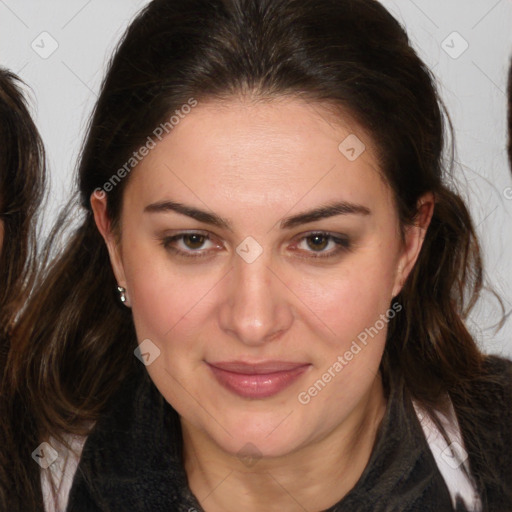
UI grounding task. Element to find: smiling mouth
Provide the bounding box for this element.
[206,361,311,399]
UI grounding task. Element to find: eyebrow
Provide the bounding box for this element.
[144,200,371,230]
[280,201,371,229]
[144,200,232,230]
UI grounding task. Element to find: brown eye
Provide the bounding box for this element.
[306,234,329,251]
[160,231,223,259]
[292,232,351,259]
[183,233,207,249]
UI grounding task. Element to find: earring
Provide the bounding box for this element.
[117,286,128,305]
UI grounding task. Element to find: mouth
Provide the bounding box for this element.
[206,361,311,399]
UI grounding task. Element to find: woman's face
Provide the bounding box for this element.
[93,98,431,459]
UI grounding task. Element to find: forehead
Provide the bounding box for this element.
[124,97,391,216]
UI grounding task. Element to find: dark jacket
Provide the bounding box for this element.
[66,356,512,512]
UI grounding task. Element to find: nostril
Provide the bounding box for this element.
[265,329,285,343]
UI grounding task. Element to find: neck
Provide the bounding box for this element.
[182,373,387,512]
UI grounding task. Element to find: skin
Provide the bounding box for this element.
[92,97,433,512]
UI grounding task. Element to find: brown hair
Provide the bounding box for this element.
[1,0,501,509]
[0,69,46,339]
[0,69,46,509]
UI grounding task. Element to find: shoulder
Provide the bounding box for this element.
[456,354,512,412]
[413,355,512,511]
[454,355,512,509]
[464,353,512,436]
[466,355,512,420]
[481,354,512,381]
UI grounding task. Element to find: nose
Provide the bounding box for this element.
[218,249,294,347]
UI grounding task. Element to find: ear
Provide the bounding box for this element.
[392,192,435,298]
[90,190,127,289]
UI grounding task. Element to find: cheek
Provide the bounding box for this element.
[123,244,221,349]
[291,249,399,346]
[129,268,204,340]
[292,256,397,412]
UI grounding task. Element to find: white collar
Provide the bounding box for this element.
[413,399,482,511]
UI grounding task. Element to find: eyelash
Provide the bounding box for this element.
[292,232,351,259]
[160,232,221,260]
[160,231,352,260]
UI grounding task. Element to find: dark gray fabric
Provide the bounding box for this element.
[452,356,512,511]
[67,357,512,512]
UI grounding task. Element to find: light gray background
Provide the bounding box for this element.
[1,0,511,357]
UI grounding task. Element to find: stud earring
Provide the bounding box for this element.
[117,286,128,305]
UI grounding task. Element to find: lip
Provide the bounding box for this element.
[207,361,311,399]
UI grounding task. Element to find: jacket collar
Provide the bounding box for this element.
[68,365,457,511]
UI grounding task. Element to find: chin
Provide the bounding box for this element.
[207,411,312,460]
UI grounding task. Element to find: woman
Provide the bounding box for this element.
[0,68,46,508]
[5,0,511,510]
